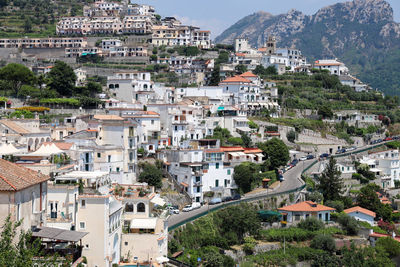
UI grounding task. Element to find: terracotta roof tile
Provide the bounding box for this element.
[220,76,251,84]
[240,71,257,78]
[278,201,335,212]
[0,159,50,191]
[0,120,30,134]
[93,115,123,121]
[344,206,376,218]
[243,148,263,153]
[220,146,245,152]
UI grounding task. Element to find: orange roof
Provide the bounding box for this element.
[220,146,245,152]
[258,47,267,52]
[243,147,263,154]
[235,53,246,57]
[344,206,376,218]
[205,149,224,153]
[0,159,50,191]
[53,142,73,150]
[240,71,257,78]
[220,76,251,84]
[381,196,391,204]
[93,115,123,121]
[278,201,335,212]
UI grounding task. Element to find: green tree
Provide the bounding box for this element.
[310,234,336,253]
[138,163,163,188]
[298,217,324,231]
[316,157,343,201]
[265,66,278,75]
[324,200,344,213]
[356,184,382,215]
[233,162,260,193]
[376,237,400,258]
[254,65,266,76]
[227,137,243,146]
[258,138,289,170]
[47,61,76,96]
[0,63,36,96]
[336,212,359,235]
[23,17,32,33]
[0,215,59,266]
[318,106,333,119]
[286,130,296,143]
[241,133,252,148]
[235,64,247,74]
[210,126,231,145]
[209,65,220,86]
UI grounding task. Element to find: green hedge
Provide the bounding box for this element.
[40,98,80,106]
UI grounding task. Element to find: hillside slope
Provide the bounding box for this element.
[215,0,400,96]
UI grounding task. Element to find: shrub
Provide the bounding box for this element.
[325,200,344,213]
[242,236,257,255]
[298,217,325,232]
[376,237,400,258]
[287,130,297,143]
[337,213,359,235]
[310,234,336,253]
[15,106,50,112]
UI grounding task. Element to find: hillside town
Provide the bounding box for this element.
[1,1,400,267]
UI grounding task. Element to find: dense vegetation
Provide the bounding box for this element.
[0,0,90,37]
[0,62,103,108]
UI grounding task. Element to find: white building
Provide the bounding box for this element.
[344,206,376,226]
[278,201,335,223]
[107,71,153,103]
[314,59,348,75]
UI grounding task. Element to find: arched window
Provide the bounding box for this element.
[143,84,148,89]
[137,202,145,213]
[125,203,133,212]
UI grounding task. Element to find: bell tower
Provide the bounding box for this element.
[265,36,276,55]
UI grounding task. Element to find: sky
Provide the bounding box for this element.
[134,0,400,39]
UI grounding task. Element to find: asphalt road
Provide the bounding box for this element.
[168,159,315,228]
[167,140,390,228]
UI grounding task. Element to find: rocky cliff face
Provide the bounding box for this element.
[215,0,400,95]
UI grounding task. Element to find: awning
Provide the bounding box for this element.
[180,182,189,187]
[32,227,88,242]
[228,152,241,157]
[130,218,157,229]
[236,127,251,132]
[217,106,225,110]
[156,256,169,263]
[151,196,166,206]
[233,117,249,122]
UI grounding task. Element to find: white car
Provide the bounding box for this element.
[182,205,193,212]
[299,156,308,161]
[167,206,180,214]
[191,202,201,209]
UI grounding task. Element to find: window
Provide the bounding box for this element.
[215,163,219,169]
[17,203,21,221]
[137,203,145,213]
[108,155,111,162]
[151,120,154,125]
[32,192,36,213]
[215,180,219,187]
[97,153,101,158]
[81,200,86,208]
[227,169,231,175]
[80,222,86,229]
[295,214,300,221]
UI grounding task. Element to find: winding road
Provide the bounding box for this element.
[167,141,389,231]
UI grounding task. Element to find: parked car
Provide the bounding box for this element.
[285,165,292,172]
[209,198,222,205]
[299,156,308,161]
[191,202,201,209]
[306,155,315,160]
[278,173,284,181]
[346,146,357,151]
[393,136,400,140]
[291,159,299,166]
[222,196,233,202]
[377,139,383,143]
[232,194,241,200]
[336,148,346,154]
[320,153,330,158]
[370,140,377,145]
[168,206,180,214]
[384,137,393,141]
[182,205,193,212]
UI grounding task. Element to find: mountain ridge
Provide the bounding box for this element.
[215,0,400,95]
